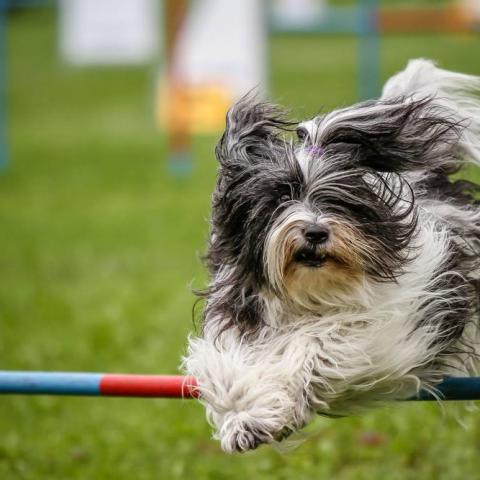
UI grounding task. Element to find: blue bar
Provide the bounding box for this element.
[414,377,480,401]
[0,371,102,396]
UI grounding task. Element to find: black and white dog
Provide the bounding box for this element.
[183,59,480,453]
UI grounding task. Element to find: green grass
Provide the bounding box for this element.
[1,7,480,480]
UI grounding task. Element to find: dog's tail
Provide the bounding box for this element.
[381,59,480,165]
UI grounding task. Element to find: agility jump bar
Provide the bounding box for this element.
[0,372,198,398]
[0,371,480,401]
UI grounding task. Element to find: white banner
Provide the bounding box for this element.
[59,0,159,65]
[172,0,266,99]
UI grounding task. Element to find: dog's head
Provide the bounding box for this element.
[207,95,461,324]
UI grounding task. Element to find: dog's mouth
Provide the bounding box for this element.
[293,247,328,267]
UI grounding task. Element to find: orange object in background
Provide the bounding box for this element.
[156,82,232,135]
[379,5,474,33]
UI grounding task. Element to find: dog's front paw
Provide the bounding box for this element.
[217,413,294,453]
[219,416,272,453]
[222,428,264,453]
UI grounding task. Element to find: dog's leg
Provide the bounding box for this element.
[183,323,318,453]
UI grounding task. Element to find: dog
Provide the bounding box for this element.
[183,59,480,453]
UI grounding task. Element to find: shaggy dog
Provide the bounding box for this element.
[183,59,480,453]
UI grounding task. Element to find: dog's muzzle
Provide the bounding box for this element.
[293,223,330,268]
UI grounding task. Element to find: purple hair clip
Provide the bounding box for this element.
[306,145,325,156]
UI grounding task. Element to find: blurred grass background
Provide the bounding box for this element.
[1,6,480,480]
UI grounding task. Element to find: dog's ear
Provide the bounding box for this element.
[321,97,462,173]
[215,95,293,169]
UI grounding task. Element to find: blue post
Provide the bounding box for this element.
[0,0,8,170]
[358,0,380,100]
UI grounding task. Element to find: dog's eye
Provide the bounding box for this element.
[278,194,290,204]
[296,127,308,142]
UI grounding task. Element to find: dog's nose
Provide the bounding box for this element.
[304,225,330,244]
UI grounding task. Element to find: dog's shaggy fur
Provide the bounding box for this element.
[183,59,480,453]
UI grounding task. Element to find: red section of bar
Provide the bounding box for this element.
[99,374,199,398]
